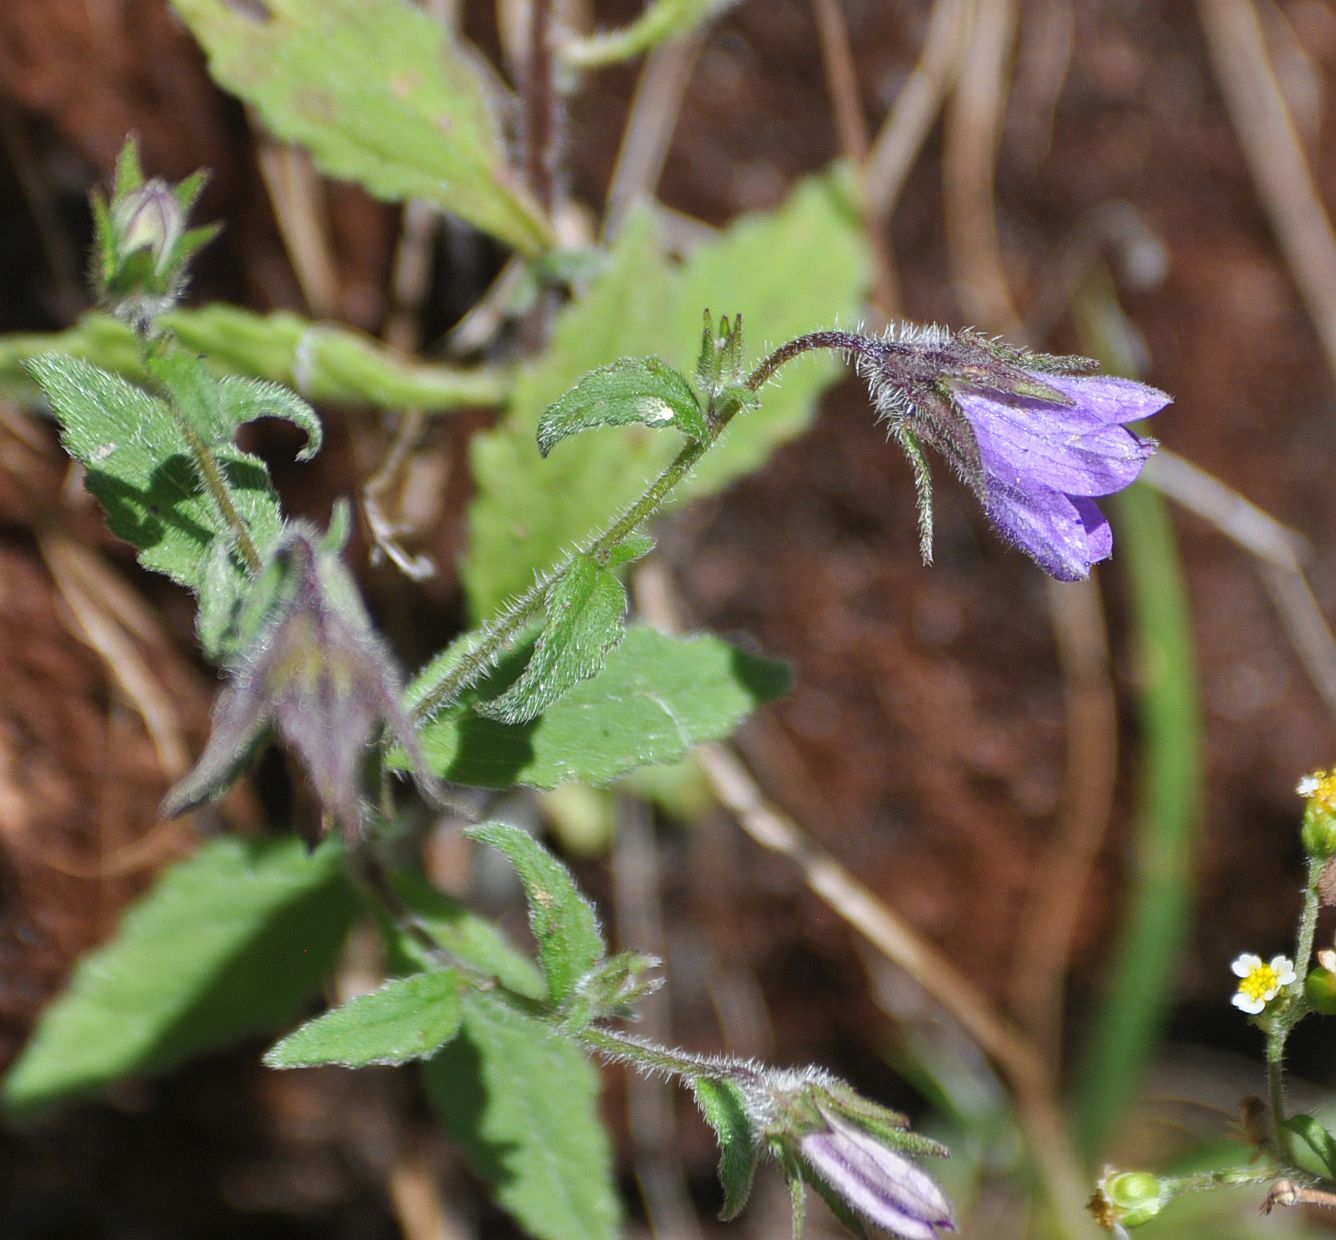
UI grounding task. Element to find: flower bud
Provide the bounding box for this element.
[1089,1169,1169,1230]
[1305,966,1336,1015]
[163,524,444,841]
[112,180,184,277]
[1298,770,1336,859]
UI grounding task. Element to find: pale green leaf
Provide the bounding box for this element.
[564,0,739,68]
[691,1076,759,1221]
[381,872,545,999]
[537,356,706,456]
[265,970,463,1068]
[26,354,284,657]
[465,822,604,1006]
[424,989,620,1240]
[172,0,552,254]
[475,555,627,725]
[0,309,509,411]
[465,170,869,616]
[406,626,791,788]
[3,838,359,1118]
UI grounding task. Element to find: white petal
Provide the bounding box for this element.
[1232,991,1265,1015]
[1232,954,1262,978]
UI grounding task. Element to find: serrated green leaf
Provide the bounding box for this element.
[380,871,545,998]
[537,356,706,457]
[172,0,551,254]
[424,989,620,1240]
[475,556,627,725]
[265,969,463,1068]
[607,534,655,566]
[3,838,359,1118]
[465,823,603,1006]
[405,626,790,788]
[691,1076,760,1221]
[465,170,869,616]
[1283,1114,1336,1179]
[26,353,284,657]
[147,353,323,461]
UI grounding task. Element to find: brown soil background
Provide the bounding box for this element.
[4,0,1336,1236]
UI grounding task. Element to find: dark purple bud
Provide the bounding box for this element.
[164,525,443,841]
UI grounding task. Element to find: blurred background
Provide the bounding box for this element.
[4,0,1336,1235]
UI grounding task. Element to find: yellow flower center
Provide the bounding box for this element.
[1239,963,1280,1003]
[1302,769,1336,811]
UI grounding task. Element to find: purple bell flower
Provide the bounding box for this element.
[852,325,1170,581]
[955,372,1169,581]
[800,1107,955,1239]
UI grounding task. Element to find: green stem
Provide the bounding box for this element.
[1268,1018,1293,1164]
[174,411,263,574]
[1269,856,1324,1164]
[409,344,817,720]
[579,1024,761,1085]
[1293,856,1323,991]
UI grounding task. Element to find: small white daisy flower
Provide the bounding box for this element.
[1231,953,1296,1015]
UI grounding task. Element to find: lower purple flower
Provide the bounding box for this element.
[955,372,1169,581]
[800,1109,955,1239]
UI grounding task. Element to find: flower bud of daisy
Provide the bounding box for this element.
[1304,965,1336,1015]
[1298,770,1336,859]
[1088,1169,1169,1230]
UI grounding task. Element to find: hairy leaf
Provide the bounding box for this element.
[265,970,463,1068]
[146,353,322,460]
[475,555,627,725]
[3,838,358,1118]
[26,354,284,657]
[466,823,604,1006]
[537,356,706,456]
[380,872,545,998]
[465,170,869,616]
[1283,1114,1336,1180]
[691,1076,760,1221]
[405,626,791,788]
[172,0,551,254]
[424,990,620,1240]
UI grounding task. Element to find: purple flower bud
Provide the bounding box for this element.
[164,525,443,840]
[799,1108,955,1239]
[855,326,1170,581]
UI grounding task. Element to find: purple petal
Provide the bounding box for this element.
[984,481,1113,581]
[1073,497,1113,561]
[801,1121,954,1238]
[1042,373,1172,425]
[959,389,1156,497]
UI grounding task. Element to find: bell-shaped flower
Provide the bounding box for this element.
[164,524,442,840]
[855,325,1170,581]
[799,1106,955,1239]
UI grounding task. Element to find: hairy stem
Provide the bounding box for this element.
[411,332,867,720]
[174,413,263,574]
[580,1024,762,1086]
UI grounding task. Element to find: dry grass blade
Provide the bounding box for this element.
[604,32,706,238]
[865,0,975,226]
[943,0,1023,338]
[1198,0,1336,386]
